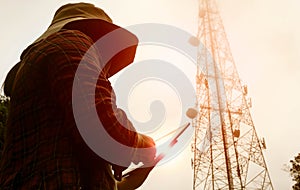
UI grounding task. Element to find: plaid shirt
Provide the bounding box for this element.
[0,30,152,190]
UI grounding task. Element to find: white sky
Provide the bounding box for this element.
[1,0,300,189]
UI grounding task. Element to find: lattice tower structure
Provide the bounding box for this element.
[191,0,274,189]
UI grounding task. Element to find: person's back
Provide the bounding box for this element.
[0,28,116,189]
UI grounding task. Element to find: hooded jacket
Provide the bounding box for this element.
[0,3,155,189]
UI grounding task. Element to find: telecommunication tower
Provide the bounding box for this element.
[191,0,274,189]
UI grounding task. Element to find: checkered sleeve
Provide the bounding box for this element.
[46,30,154,164]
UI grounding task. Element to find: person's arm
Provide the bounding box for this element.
[117,166,154,190]
[117,154,163,190]
[47,30,155,167]
[94,76,156,162]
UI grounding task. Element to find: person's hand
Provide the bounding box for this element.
[132,134,156,166]
[112,164,128,181]
[117,165,155,190]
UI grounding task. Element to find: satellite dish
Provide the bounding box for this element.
[188,36,200,47]
[186,108,198,119]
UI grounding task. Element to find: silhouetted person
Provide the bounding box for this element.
[0,3,156,189]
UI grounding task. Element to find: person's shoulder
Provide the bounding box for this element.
[45,29,94,48]
[25,29,95,59]
[17,29,96,67]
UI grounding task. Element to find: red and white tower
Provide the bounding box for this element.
[191,0,274,189]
